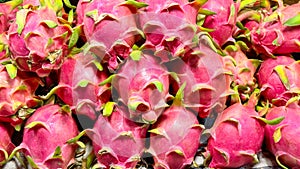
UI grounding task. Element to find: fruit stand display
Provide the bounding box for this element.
[0,0,300,168]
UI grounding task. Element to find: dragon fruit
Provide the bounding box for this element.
[201,0,239,46]
[78,0,139,40]
[167,42,228,118]
[18,104,78,169]
[137,0,202,61]
[250,3,300,56]
[0,123,15,166]
[257,55,300,106]
[138,0,202,24]
[87,106,148,168]
[7,7,72,77]
[223,43,261,102]
[79,0,146,70]
[148,85,203,169]
[0,63,42,126]
[206,95,264,168]
[45,53,111,120]
[264,100,300,168]
[139,12,198,61]
[224,43,260,88]
[0,0,22,34]
[112,53,170,123]
[0,3,11,34]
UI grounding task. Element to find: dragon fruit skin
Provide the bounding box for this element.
[265,102,300,168]
[0,123,15,165]
[148,104,203,169]
[112,53,170,123]
[87,106,148,168]
[206,103,264,168]
[7,7,72,77]
[19,104,78,169]
[75,0,89,27]
[53,53,110,120]
[0,64,42,125]
[202,0,239,46]
[250,3,300,56]
[257,55,300,106]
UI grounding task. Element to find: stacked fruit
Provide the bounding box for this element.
[0,0,300,168]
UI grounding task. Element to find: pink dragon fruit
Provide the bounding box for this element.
[0,123,15,166]
[137,0,202,61]
[87,106,148,168]
[139,12,198,61]
[78,0,139,40]
[112,53,170,123]
[44,53,111,120]
[138,0,202,24]
[79,0,145,70]
[7,7,72,77]
[250,3,300,56]
[223,43,261,102]
[167,42,228,118]
[257,55,300,106]
[18,104,78,169]
[224,43,260,88]
[148,85,203,169]
[0,63,42,126]
[206,96,264,168]
[0,0,22,34]
[201,0,239,46]
[0,3,11,34]
[264,100,300,168]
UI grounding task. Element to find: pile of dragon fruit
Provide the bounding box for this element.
[1,0,300,168]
